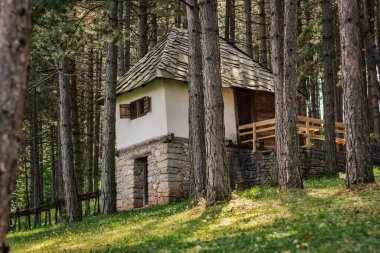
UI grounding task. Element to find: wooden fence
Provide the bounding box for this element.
[239,116,345,152]
[9,191,100,231]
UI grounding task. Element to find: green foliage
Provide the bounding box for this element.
[370,133,379,141]
[9,169,380,252]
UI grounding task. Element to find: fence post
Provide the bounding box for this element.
[306,118,310,148]
[252,123,257,153]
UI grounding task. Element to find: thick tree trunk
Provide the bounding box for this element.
[118,0,125,76]
[138,0,148,59]
[69,60,84,194]
[101,0,118,214]
[85,46,94,215]
[360,0,380,137]
[58,59,82,222]
[321,0,337,175]
[151,13,158,46]
[244,0,253,57]
[199,0,231,205]
[225,0,231,41]
[125,0,131,71]
[337,0,374,186]
[0,1,31,245]
[186,0,206,201]
[270,0,284,186]
[278,0,303,189]
[175,0,181,28]
[259,0,268,67]
[230,0,236,45]
[94,53,102,193]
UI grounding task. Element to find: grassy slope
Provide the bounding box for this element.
[9,169,380,253]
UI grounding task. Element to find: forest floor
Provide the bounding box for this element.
[9,168,380,253]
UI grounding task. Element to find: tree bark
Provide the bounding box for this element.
[85,46,94,215]
[175,0,182,28]
[94,52,102,193]
[101,0,118,214]
[258,0,268,67]
[225,0,231,41]
[50,127,58,201]
[125,0,131,71]
[270,0,284,186]
[118,0,125,76]
[360,0,380,137]
[337,0,375,186]
[58,59,82,222]
[0,1,31,247]
[69,59,84,194]
[199,0,231,205]
[31,87,42,226]
[278,0,303,189]
[187,0,206,201]
[244,0,253,57]
[138,0,148,59]
[321,0,337,175]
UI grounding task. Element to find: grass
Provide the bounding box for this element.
[9,168,380,253]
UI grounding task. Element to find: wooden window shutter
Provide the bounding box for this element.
[130,101,137,119]
[120,104,130,119]
[143,96,151,114]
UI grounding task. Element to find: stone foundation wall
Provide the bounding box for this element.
[117,136,348,211]
[229,147,346,189]
[116,136,190,211]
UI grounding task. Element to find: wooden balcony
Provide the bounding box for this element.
[238,116,346,153]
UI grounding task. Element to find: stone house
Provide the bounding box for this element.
[115,28,279,211]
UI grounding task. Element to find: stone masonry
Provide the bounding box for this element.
[117,135,348,211]
[116,135,190,211]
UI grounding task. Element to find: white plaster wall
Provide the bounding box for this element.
[164,80,237,142]
[116,79,238,150]
[116,79,168,150]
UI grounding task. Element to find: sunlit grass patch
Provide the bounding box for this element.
[9,168,380,253]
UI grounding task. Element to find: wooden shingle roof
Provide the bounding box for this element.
[116,28,274,96]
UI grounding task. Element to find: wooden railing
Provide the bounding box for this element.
[239,116,345,152]
[9,191,100,231]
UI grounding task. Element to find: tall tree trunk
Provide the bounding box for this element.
[279,0,303,189]
[187,0,206,201]
[321,0,337,174]
[270,0,284,186]
[360,0,380,137]
[151,13,158,46]
[94,53,102,193]
[230,0,236,45]
[58,59,82,222]
[259,0,268,67]
[101,0,118,214]
[50,127,58,201]
[125,0,131,71]
[310,80,319,118]
[31,87,42,226]
[199,0,231,205]
[138,0,148,58]
[244,0,253,57]
[85,46,94,215]
[175,0,181,28]
[225,0,231,41]
[69,60,84,194]
[118,0,125,76]
[337,0,374,186]
[22,146,31,228]
[0,0,31,246]
[56,128,64,200]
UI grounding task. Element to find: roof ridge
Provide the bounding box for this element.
[155,28,180,78]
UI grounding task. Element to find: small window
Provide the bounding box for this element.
[121,96,151,120]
